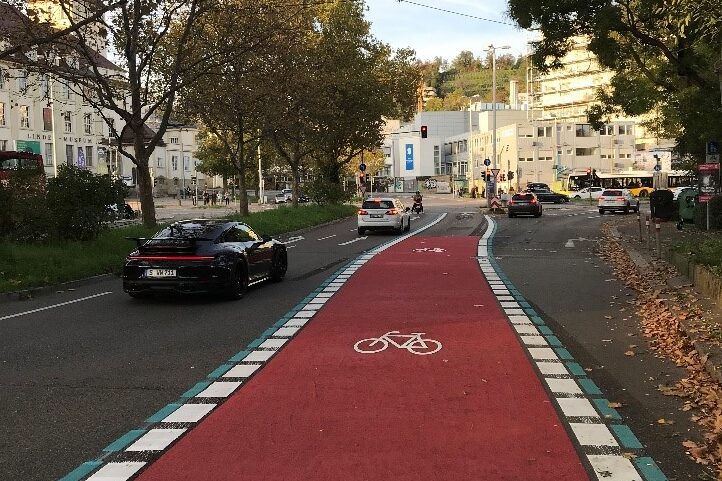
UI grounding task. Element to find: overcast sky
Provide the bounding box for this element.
[364,0,533,62]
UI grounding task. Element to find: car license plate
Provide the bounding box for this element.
[370,214,383,218]
[146,268,177,278]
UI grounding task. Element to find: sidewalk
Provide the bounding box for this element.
[127,196,275,222]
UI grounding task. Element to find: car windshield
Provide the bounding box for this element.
[362,200,394,209]
[513,194,534,201]
[603,190,623,196]
[155,221,221,239]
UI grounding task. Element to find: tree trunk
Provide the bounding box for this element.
[291,152,301,208]
[136,157,157,227]
[237,163,249,216]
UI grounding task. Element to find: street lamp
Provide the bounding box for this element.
[485,44,511,195]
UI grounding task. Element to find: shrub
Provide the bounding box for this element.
[46,165,126,241]
[0,170,53,242]
[305,178,353,205]
[695,196,722,229]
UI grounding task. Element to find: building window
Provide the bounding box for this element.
[576,147,596,156]
[19,105,30,128]
[0,102,5,126]
[537,126,552,137]
[518,157,533,162]
[65,144,74,165]
[170,137,179,144]
[63,112,72,133]
[42,107,52,131]
[18,70,28,93]
[575,124,594,137]
[539,156,553,161]
[619,153,632,159]
[183,155,190,171]
[83,113,92,134]
[45,143,54,166]
[107,119,116,137]
[433,145,440,175]
[0,68,5,89]
[62,83,71,100]
[618,125,633,135]
[601,125,614,136]
[85,146,93,166]
[171,155,178,171]
[157,156,164,168]
[0,140,7,151]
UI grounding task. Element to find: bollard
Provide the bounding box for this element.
[645,215,651,250]
[637,213,643,243]
[655,222,662,259]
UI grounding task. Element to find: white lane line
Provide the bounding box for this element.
[317,234,337,241]
[0,291,113,321]
[565,239,575,248]
[587,455,642,481]
[285,236,305,244]
[339,237,368,246]
[86,462,146,480]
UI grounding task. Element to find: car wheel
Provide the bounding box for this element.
[599,209,604,215]
[269,247,287,282]
[534,210,542,217]
[639,190,648,197]
[128,291,149,299]
[574,195,581,199]
[357,227,365,236]
[624,204,629,214]
[508,213,515,218]
[227,262,249,300]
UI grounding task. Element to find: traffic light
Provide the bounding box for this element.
[420,125,428,139]
[359,173,365,184]
[500,173,506,182]
[153,177,157,187]
[508,171,514,181]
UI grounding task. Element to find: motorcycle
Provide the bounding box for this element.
[411,201,423,214]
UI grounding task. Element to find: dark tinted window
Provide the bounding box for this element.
[362,200,395,209]
[513,194,535,201]
[155,222,221,239]
[603,190,623,196]
[0,156,40,170]
[223,225,258,242]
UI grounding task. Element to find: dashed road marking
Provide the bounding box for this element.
[0,291,113,321]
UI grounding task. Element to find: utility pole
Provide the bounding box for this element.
[487,44,510,195]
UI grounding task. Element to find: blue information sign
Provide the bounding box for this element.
[654,164,661,172]
[359,163,366,172]
[707,141,719,155]
[405,144,414,170]
[483,158,491,166]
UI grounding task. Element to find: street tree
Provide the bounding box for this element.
[11,0,217,226]
[176,0,301,215]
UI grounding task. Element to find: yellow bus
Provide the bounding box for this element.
[563,170,654,197]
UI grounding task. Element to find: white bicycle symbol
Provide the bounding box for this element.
[354,331,442,355]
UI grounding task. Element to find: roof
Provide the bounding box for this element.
[119,124,167,147]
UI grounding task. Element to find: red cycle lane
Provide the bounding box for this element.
[135,236,590,481]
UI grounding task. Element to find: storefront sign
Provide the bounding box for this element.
[14,140,41,154]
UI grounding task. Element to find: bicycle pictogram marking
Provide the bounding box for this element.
[413,247,446,253]
[354,331,442,355]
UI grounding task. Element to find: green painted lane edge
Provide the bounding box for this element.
[633,457,668,481]
[611,424,643,449]
[593,398,623,421]
[228,350,250,362]
[207,364,234,379]
[485,216,666,481]
[58,461,103,481]
[181,381,213,398]
[146,403,182,423]
[102,429,146,453]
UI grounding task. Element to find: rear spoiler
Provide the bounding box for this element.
[125,237,213,251]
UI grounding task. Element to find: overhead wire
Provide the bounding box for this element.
[394,0,516,27]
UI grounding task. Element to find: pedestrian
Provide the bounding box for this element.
[212,192,217,205]
[203,191,209,205]
[224,192,230,206]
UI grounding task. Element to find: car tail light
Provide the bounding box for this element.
[617,197,626,202]
[127,255,214,261]
[386,208,398,215]
[358,209,368,215]
[529,198,537,204]
[508,200,514,206]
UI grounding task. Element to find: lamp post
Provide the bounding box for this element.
[486,44,511,195]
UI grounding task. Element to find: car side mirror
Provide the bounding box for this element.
[261,234,272,243]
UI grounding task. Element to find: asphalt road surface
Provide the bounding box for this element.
[0,195,704,480]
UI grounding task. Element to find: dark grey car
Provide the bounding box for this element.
[508,193,543,218]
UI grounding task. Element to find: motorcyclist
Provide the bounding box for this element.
[412,190,423,213]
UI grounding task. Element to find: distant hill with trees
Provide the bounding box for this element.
[418,50,529,111]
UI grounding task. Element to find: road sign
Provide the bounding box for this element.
[653,164,662,172]
[491,168,500,178]
[489,197,502,209]
[706,154,720,164]
[707,141,719,155]
[359,163,367,172]
[483,158,491,166]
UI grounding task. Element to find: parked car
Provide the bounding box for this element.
[508,192,542,218]
[106,203,137,220]
[598,189,640,214]
[569,186,604,200]
[123,219,287,299]
[524,187,569,203]
[526,182,550,191]
[275,189,309,204]
[357,197,411,235]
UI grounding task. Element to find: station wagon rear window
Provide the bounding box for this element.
[362,200,395,209]
[513,194,535,201]
[603,190,623,196]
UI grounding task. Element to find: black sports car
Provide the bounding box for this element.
[123,219,287,299]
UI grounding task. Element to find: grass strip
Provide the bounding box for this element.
[0,203,357,293]
[671,239,722,276]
